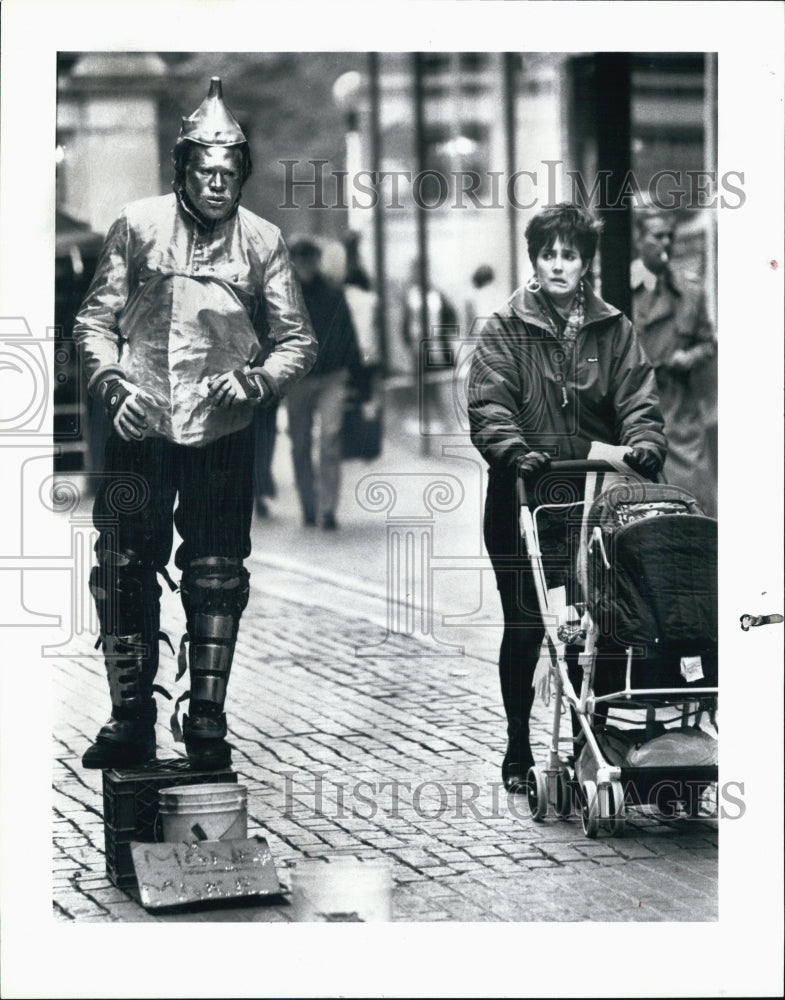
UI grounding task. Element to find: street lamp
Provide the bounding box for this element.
[332,71,364,235]
[332,63,389,377]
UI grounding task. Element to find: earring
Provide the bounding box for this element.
[526,276,541,293]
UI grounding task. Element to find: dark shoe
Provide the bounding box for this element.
[183,711,232,769]
[82,737,155,770]
[321,512,338,530]
[303,511,316,527]
[502,753,535,793]
[501,717,534,792]
[255,497,270,518]
[82,714,156,770]
[184,735,232,770]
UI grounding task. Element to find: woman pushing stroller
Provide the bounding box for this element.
[468,202,667,793]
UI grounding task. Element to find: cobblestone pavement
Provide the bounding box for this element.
[53,558,719,925]
[50,422,723,928]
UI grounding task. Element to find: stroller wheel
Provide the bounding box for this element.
[554,767,572,819]
[607,780,626,837]
[580,780,600,838]
[526,765,548,822]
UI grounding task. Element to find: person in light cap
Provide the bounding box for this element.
[631,206,717,516]
[74,77,317,770]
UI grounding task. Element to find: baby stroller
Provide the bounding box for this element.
[520,459,718,838]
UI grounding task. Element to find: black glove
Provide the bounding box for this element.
[511,450,551,480]
[208,369,271,408]
[98,376,133,420]
[623,446,663,479]
[97,376,149,441]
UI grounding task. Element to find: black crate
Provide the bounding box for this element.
[102,758,237,889]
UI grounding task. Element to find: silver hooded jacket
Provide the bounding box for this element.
[74,192,317,446]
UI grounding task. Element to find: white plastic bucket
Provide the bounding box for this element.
[159,783,247,843]
[290,858,392,922]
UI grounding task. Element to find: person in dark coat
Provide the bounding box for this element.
[631,207,717,517]
[252,400,280,518]
[286,237,361,529]
[468,203,666,793]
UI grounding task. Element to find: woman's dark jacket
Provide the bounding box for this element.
[468,280,667,470]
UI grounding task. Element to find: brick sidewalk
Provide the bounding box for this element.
[53,560,718,923]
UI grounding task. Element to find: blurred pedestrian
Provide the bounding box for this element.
[252,401,279,518]
[631,206,717,517]
[341,231,381,370]
[341,237,383,460]
[287,236,362,529]
[463,264,499,336]
[73,77,316,770]
[342,230,373,297]
[469,202,666,793]
[402,261,458,434]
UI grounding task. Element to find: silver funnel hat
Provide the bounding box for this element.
[179,77,246,146]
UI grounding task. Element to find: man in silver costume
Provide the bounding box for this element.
[75,78,317,769]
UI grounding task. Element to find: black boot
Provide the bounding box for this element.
[496,620,540,793]
[183,706,232,770]
[501,715,535,793]
[82,634,157,769]
[177,557,249,770]
[83,555,163,770]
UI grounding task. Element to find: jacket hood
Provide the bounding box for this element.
[508,279,621,332]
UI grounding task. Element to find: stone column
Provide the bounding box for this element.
[58,53,168,234]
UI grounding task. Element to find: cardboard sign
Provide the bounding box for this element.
[130,836,282,910]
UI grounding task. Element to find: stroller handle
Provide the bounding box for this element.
[516,459,630,507]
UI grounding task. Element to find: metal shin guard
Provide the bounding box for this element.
[178,557,250,758]
[84,550,163,767]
